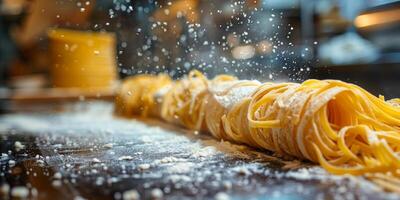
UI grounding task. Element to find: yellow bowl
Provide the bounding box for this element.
[48,28,117,90]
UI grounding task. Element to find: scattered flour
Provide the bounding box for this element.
[210,80,260,109]
[191,146,218,159]
[153,156,186,165]
[167,175,192,183]
[103,143,114,148]
[138,163,151,170]
[166,162,194,174]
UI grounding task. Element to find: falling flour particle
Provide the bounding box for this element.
[31,188,38,197]
[52,180,62,187]
[8,160,16,167]
[107,177,119,184]
[95,177,105,186]
[118,156,134,161]
[11,186,29,199]
[214,192,230,200]
[122,189,140,200]
[14,141,25,152]
[151,188,163,199]
[114,192,122,199]
[1,153,8,159]
[53,172,62,179]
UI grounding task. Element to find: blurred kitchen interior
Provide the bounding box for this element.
[0,0,399,100]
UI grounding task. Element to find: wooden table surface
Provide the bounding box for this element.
[0,101,398,200]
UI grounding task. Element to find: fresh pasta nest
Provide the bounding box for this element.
[115,70,400,193]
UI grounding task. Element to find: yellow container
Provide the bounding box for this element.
[48,28,117,90]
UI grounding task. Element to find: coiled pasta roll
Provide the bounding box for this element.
[114,74,172,117]
[206,79,261,146]
[247,79,400,191]
[160,70,209,130]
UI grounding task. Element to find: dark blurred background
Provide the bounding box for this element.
[0,0,400,98]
